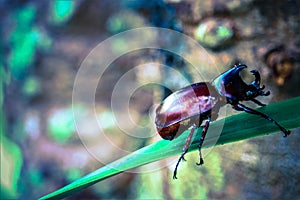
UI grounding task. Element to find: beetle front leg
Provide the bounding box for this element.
[173,124,197,179]
[233,103,291,137]
[196,117,211,165]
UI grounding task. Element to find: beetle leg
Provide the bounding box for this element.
[233,103,291,137]
[173,149,187,179]
[251,98,266,107]
[183,124,197,161]
[196,117,211,165]
[173,124,197,179]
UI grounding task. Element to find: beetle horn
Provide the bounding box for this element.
[250,69,261,87]
[234,64,248,78]
[236,64,247,71]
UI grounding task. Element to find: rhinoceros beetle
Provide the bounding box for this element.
[155,64,291,179]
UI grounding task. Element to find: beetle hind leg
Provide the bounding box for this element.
[196,117,211,166]
[173,124,197,179]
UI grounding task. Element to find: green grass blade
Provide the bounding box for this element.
[40,97,300,200]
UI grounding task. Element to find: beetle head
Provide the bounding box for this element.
[212,64,270,103]
[246,69,270,99]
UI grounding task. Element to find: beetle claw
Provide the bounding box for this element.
[283,130,291,137]
[196,158,204,166]
[173,173,178,179]
[173,166,179,179]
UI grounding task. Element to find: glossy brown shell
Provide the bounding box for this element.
[155,82,219,140]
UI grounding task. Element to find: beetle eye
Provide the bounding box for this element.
[246,91,253,96]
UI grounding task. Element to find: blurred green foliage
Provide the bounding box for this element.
[106,10,146,34]
[2,1,80,192]
[1,55,23,199]
[97,111,116,130]
[8,5,38,79]
[0,104,23,199]
[8,5,51,80]
[22,76,41,97]
[48,0,75,25]
[194,20,234,49]
[47,107,76,144]
[0,68,10,107]
[66,168,82,182]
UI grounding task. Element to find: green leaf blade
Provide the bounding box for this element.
[40,97,300,200]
